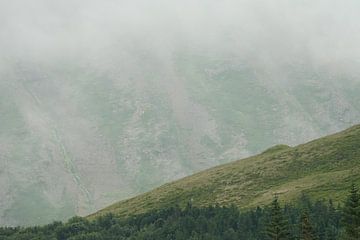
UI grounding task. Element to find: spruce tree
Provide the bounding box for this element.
[326,199,339,240]
[300,210,315,240]
[266,196,290,240]
[342,184,360,240]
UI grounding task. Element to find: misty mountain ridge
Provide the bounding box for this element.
[0,0,360,226]
[2,53,359,226]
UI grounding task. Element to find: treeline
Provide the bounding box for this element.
[1,184,359,240]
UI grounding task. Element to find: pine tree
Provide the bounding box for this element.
[300,210,315,240]
[342,184,360,240]
[326,199,339,240]
[266,196,290,240]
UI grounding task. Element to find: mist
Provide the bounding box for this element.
[1,0,360,225]
[1,0,359,72]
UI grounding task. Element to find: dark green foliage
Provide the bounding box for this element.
[300,211,315,240]
[342,184,360,239]
[266,196,290,240]
[0,194,347,240]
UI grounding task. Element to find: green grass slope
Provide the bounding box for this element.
[90,124,360,218]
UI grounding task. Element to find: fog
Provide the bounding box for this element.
[1,0,359,73]
[1,0,360,225]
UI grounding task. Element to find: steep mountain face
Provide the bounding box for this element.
[1,0,360,226]
[92,124,360,219]
[0,53,359,226]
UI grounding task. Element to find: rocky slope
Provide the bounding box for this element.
[1,0,360,225]
[1,55,359,225]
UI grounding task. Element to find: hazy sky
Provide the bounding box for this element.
[0,0,359,71]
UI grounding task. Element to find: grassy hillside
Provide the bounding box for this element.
[91,124,360,218]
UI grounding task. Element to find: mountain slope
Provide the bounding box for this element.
[1,56,360,226]
[2,0,360,226]
[91,124,360,218]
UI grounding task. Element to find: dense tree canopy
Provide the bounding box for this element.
[2,185,360,240]
[342,184,360,240]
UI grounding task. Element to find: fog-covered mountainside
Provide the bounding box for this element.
[1,0,360,225]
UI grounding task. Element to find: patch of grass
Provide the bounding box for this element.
[89,124,360,219]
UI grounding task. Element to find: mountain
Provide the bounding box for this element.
[1,56,360,226]
[91,124,360,218]
[1,1,360,226]
[2,51,360,226]
[1,58,360,226]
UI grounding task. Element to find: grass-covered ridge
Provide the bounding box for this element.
[91,124,360,218]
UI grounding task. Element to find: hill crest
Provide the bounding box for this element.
[90,124,360,218]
